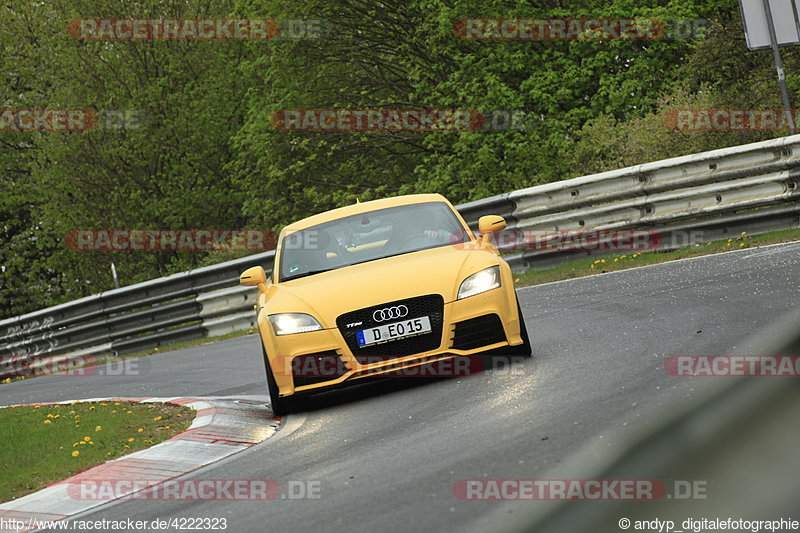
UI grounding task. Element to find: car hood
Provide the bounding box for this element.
[264,244,499,328]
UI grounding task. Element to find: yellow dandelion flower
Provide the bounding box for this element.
[128,438,135,442]
[126,410,132,414]
[79,441,85,445]
[83,436,91,441]
[89,441,94,445]
[741,231,747,236]
[153,416,162,421]
[44,420,51,424]
[72,451,79,457]
[137,428,143,432]
[114,402,120,405]
[740,243,745,247]
[95,426,102,431]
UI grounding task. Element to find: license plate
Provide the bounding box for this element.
[356,316,432,347]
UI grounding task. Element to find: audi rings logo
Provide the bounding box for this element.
[373,305,409,322]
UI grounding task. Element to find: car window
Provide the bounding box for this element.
[278,201,470,281]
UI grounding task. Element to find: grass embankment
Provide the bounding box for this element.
[0,401,192,502]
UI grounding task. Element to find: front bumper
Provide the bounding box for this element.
[259,286,523,397]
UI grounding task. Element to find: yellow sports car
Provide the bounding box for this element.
[239,193,530,415]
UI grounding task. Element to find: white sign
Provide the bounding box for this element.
[740,0,800,49]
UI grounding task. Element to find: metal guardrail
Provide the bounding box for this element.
[459,133,800,270]
[2,134,800,376]
[0,251,273,377]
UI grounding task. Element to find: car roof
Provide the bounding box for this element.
[282,193,453,233]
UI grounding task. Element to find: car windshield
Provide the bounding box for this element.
[278,201,470,282]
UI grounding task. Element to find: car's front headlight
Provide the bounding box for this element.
[268,313,323,335]
[457,266,501,299]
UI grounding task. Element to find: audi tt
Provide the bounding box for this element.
[239,193,530,415]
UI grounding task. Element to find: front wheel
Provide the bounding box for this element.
[487,297,531,358]
[262,343,301,416]
[508,297,532,357]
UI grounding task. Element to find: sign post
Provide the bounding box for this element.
[739,0,800,132]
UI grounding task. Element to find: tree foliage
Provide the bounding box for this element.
[0,0,794,318]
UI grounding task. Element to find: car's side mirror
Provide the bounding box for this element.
[239,266,271,294]
[478,215,507,243]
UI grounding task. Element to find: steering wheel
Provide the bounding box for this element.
[323,241,350,267]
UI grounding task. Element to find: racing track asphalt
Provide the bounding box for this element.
[2,241,799,532]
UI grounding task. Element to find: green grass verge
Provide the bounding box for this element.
[513,228,800,288]
[0,401,193,502]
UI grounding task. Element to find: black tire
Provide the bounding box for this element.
[262,342,299,416]
[487,297,531,358]
[511,298,532,357]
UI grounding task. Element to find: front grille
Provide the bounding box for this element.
[291,350,348,388]
[336,295,444,363]
[451,314,506,350]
